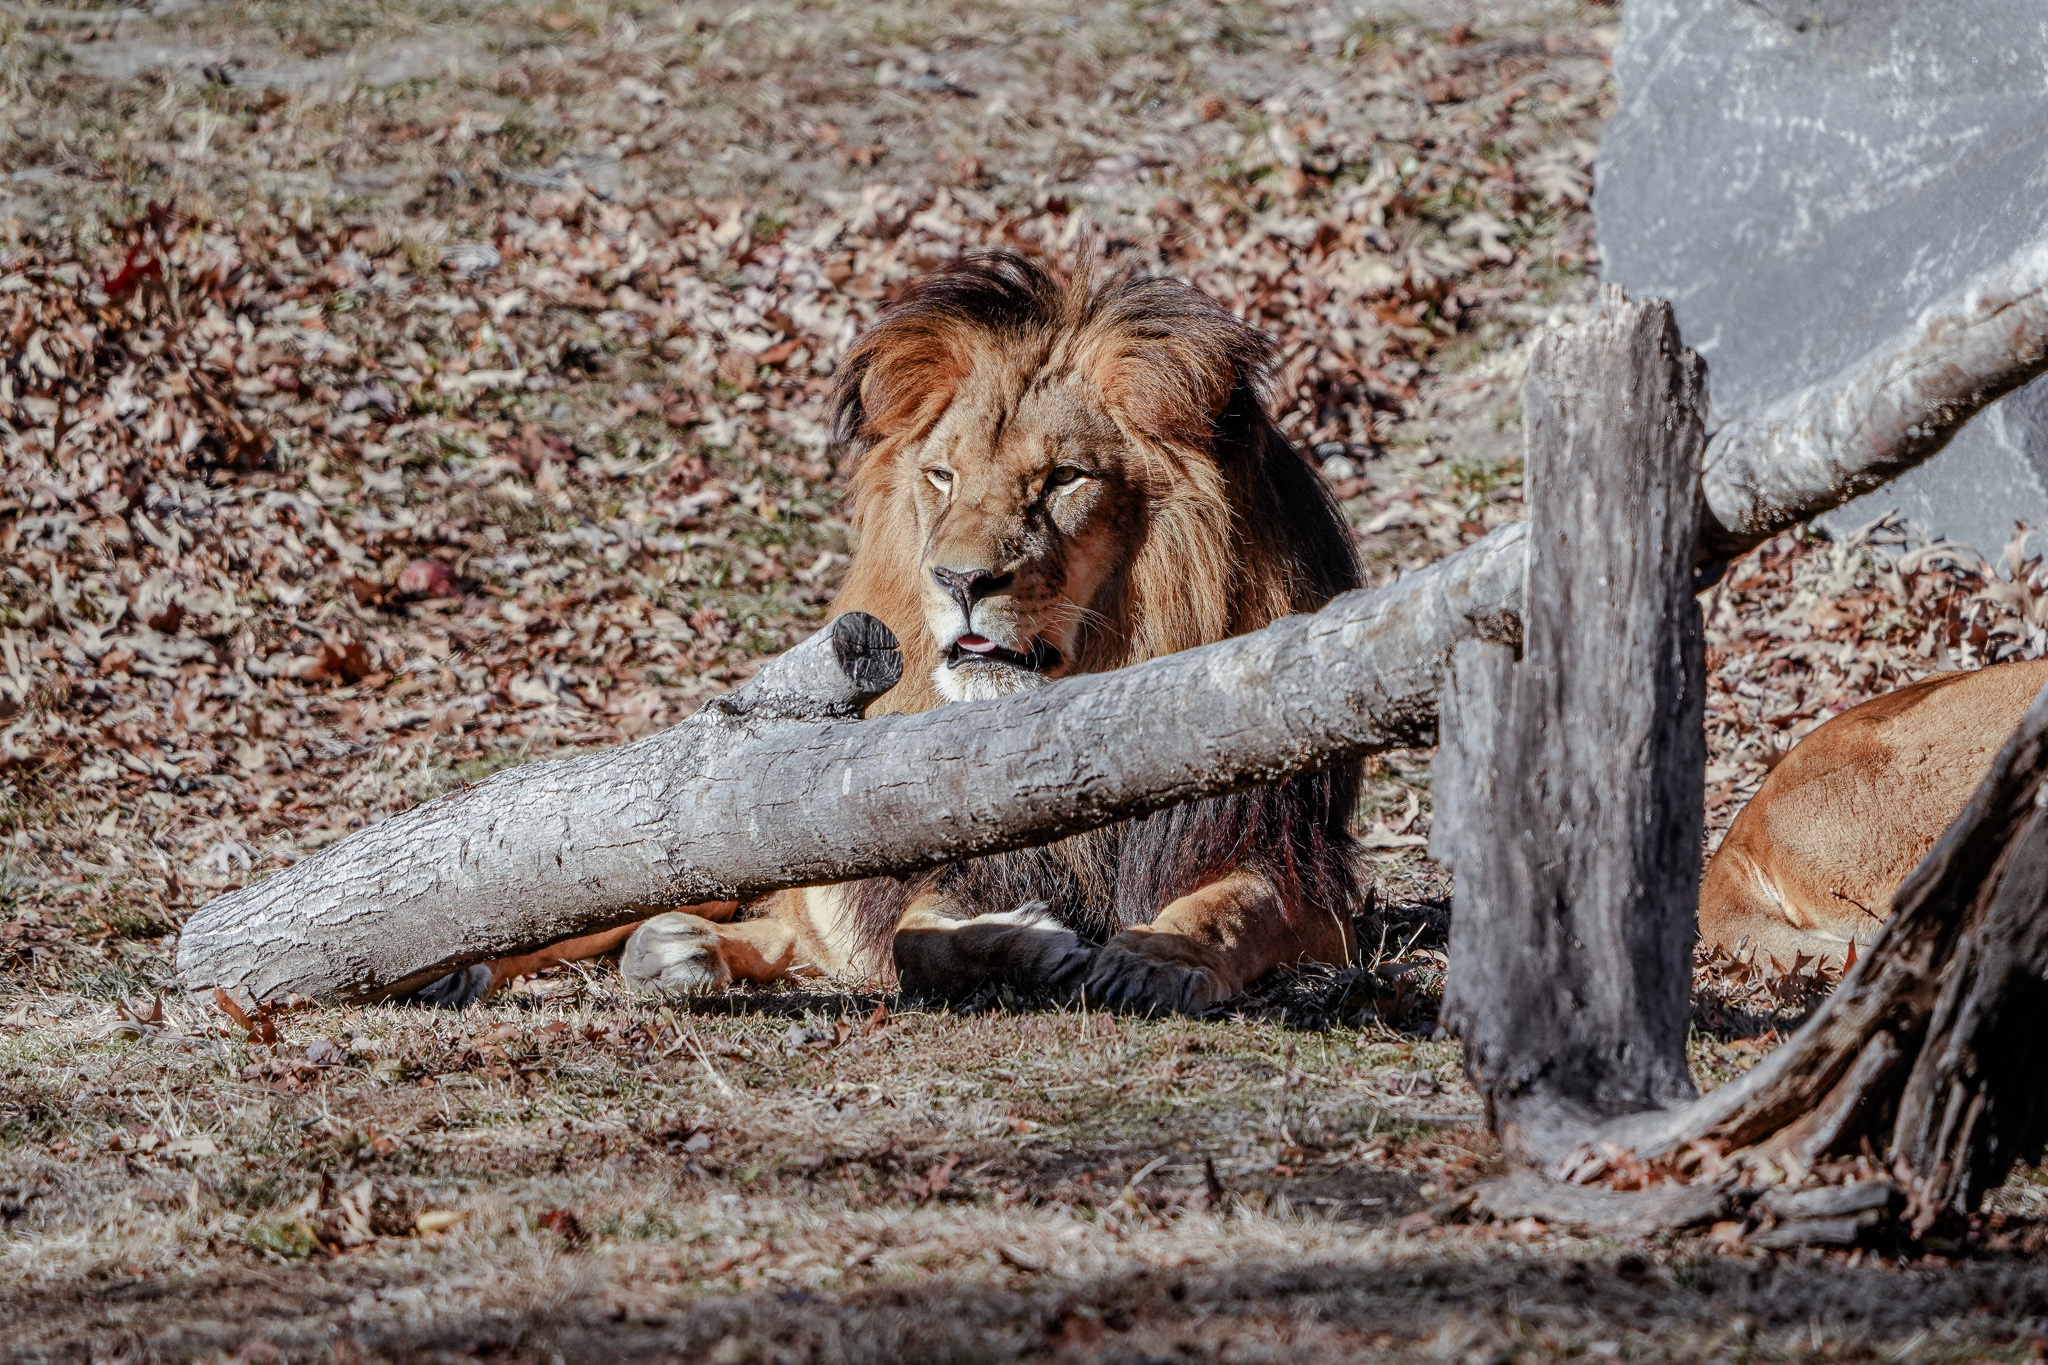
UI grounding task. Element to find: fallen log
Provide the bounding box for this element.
[176,234,2048,1005]
[176,533,1528,1003]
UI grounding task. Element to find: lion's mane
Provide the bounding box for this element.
[824,251,1366,962]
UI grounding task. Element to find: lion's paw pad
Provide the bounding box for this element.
[621,913,733,997]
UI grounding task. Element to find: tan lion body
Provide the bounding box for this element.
[464,253,1364,1013]
[1699,657,2048,965]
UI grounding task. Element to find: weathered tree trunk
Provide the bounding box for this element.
[177,234,2048,1008]
[1887,794,2048,1230]
[177,532,1529,1003]
[1434,288,1708,1167]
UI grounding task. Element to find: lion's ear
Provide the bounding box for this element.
[1089,334,1244,451]
[1080,275,1269,451]
[849,322,976,450]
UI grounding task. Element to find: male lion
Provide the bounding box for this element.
[433,251,1365,1015]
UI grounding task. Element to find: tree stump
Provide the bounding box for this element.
[1433,287,1708,1166]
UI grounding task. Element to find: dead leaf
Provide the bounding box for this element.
[414,1209,465,1235]
[396,559,457,599]
[910,1155,960,1202]
[212,987,279,1046]
[538,1207,587,1247]
[291,638,374,686]
[304,1037,349,1066]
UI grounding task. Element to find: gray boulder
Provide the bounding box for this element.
[1596,0,2048,557]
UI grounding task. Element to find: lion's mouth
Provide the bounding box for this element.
[945,634,1061,673]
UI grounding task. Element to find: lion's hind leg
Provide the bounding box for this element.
[892,895,1095,1004]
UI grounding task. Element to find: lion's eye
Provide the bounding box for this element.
[1046,466,1087,490]
[926,468,954,494]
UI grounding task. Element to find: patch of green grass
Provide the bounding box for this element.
[1338,16,1410,61]
[1448,454,1522,499]
[241,1216,322,1259]
[486,110,567,169]
[99,900,173,940]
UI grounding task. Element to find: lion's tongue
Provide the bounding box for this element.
[955,635,997,654]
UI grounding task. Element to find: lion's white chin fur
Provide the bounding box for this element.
[932,660,1051,704]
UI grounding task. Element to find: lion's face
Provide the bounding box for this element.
[904,371,1139,702]
[828,252,1359,716]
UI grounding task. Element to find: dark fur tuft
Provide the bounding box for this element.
[847,770,1363,961]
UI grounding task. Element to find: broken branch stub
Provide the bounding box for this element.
[1436,287,1708,1167]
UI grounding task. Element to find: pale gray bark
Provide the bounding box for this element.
[177,529,1528,1004]
[1435,289,1708,1167]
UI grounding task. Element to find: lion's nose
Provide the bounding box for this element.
[930,565,1014,614]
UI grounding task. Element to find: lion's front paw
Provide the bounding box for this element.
[621,913,733,998]
[895,902,1094,1002]
[401,963,495,1010]
[989,903,1096,997]
[1083,930,1232,1015]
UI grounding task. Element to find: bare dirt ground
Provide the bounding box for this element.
[5,0,2048,1360]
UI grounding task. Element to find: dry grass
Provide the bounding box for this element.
[5,0,2048,1360]
[9,978,2048,1363]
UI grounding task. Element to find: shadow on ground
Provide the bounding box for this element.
[13,1239,2048,1363]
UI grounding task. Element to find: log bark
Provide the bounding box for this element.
[1887,788,2048,1229]
[1471,1171,1729,1238]
[1435,288,1708,1167]
[176,529,1529,1003]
